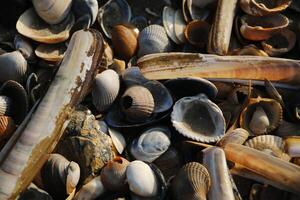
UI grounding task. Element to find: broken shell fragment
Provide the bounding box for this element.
[92,69,120,112]
[108,128,126,154]
[0,116,16,141]
[171,162,211,200]
[171,94,225,143]
[185,20,210,47]
[217,128,249,147]
[35,43,67,62]
[16,8,74,44]
[74,176,106,200]
[229,45,269,56]
[284,136,300,157]
[72,0,99,29]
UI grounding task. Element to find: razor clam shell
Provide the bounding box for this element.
[35,43,67,62]
[174,10,186,44]
[207,0,238,55]
[224,143,300,194]
[163,6,181,44]
[74,176,106,200]
[202,147,235,200]
[0,29,104,199]
[16,8,74,44]
[137,53,300,84]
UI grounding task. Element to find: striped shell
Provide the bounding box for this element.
[35,43,66,62]
[0,116,16,141]
[171,94,226,143]
[171,162,211,200]
[217,128,249,147]
[92,69,120,112]
[121,85,154,122]
[138,25,172,58]
[101,157,129,192]
[245,135,290,161]
[0,96,12,116]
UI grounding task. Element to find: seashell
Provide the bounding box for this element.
[99,41,114,69]
[111,24,139,61]
[261,29,296,57]
[32,0,72,25]
[245,135,291,161]
[182,0,192,22]
[240,97,283,135]
[174,10,187,44]
[35,43,67,62]
[162,6,181,44]
[108,59,126,75]
[19,183,53,200]
[72,0,99,29]
[101,156,129,192]
[264,79,284,107]
[0,116,16,141]
[74,176,106,200]
[240,14,289,41]
[138,25,173,58]
[41,154,80,199]
[240,0,291,16]
[14,35,34,61]
[229,44,269,56]
[130,126,171,162]
[122,66,149,86]
[16,8,75,44]
[185,20,210,47]
[171,162,211,200]
[130,16,148,31]
[0,96,12,116]
[202,147,235,200]
[186,0,211,21]
[0,51,27,83]
[108,128,126,154]
[217,128,249,147]
[171,94,226,143]
[98,0,132,39]
[284,136,300,157]
[293,158,300,166]
[126,160,158,197]
[92,69,120,112]
[121,85,154,122]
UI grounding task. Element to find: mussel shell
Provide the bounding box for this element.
[162,6,181,44]
[35,43,67,62]
[0,116,16,141]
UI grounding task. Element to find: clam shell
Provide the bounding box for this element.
[74,176,105,200]
[121,85,154,122]
[14,35,34,61]
[126,160,158,197]
[0,51,27,83]
[174,10,187,44]
[35,43,67,62]
[245,135,290,161]
[0,116,16,141]
[0,96,12,116]
[240,0,291,16]
[240,98,283,135]
[185,20,210,47]
[101,157,129,192]
[284,136,300,157]
[16,8,74,44]
[162,6,181,44]
[217,128,249,147]
[92,69,120,112]
[186,0,211,21]
[171,162,211,200]
[130,126,171,162]
[171,94,226,143]
[138,25,173,58]
[182,0,192,22]
[98,0,132,39]
[32,0,72,25]
[261,29,296,57]
[240,14,289,41]
[72,0,99,28]
[108,128,126,154]
[229,44,269,56]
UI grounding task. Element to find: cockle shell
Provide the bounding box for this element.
[240,0,291,16]
[130,126,171,162]
[0,51,27,83]
[16,8,74,44]
[240,98,283,135]
[245,135,290,161]
[185,20,210,47]
[217,128,249,147]
[121,85,154,123]
[138,25,172,58]
[101,157,129,192]
[92,69,120,112]
[240,14,289,41]
[171,162,211,200]
[0,96,12,116]
[171,94,226,143]
[284,136,300,157]
[0,116,16,141]
[32,0,72,25]
[74,176,106,200]
[162,6,181,44]
[35,43,67,62]
[14,35,34,61]
[126,160,158,197]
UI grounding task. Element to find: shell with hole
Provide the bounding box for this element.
[284,136,300,157]
[130,126,171,162]
[101,156,129,192]
[171,162,211,200]
[240,97,283,135]
[92,69,120,112]
[240,0,291,16]
[171,94,226,143]
[217,128,249,147]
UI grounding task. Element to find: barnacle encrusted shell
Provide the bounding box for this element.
[171,162,211,200]
[171,94,226,143]
[92,69,120,112]
[245,135,290,161]
[240,97,283,135]
[240,0,291,16]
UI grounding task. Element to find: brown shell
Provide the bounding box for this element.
[171,162,211,200]
[184,20,210,47]
[35,43,67,62]
[229,45,268,56]
[0,116,16,141]
[217,128,249,147]
[101,156,129,192]
[240,97,283,135]
[240,0,291,16]
[120,85,154,123]
[111,24,138,61]
[240,14,289,41]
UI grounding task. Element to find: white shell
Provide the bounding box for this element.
[108,128,126,154]
[162,6,181,44]
[92,69,120,112]
[171,94,225,143]
[126,160,158,197]
[74,176,106,200]
[174,10,186,44]
[35,43,66,62]
[249,106,270,135]
[130,126,171,162]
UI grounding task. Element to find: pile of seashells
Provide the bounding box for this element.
[1,0,300,200]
